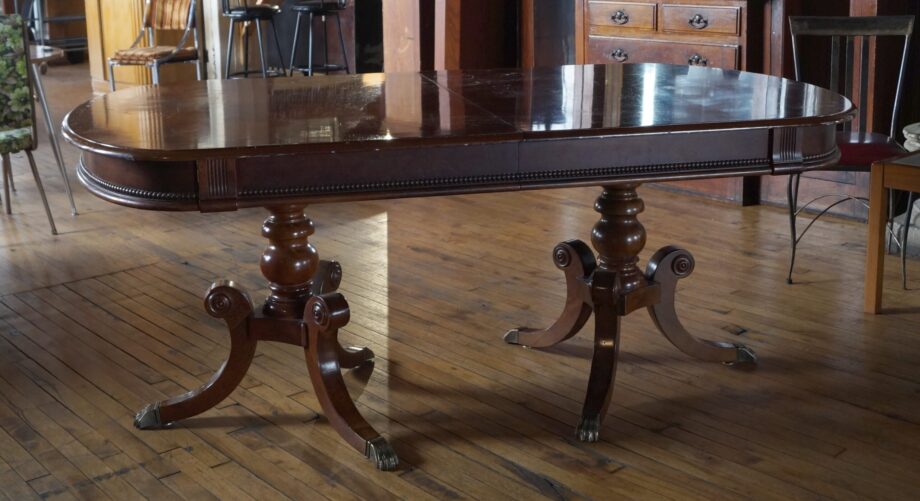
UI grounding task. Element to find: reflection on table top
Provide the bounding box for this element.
[63,63,854,160]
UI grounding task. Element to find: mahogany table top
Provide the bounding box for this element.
[65,64,852,160]
[62,64,855,212]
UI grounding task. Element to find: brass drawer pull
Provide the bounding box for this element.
[688,54,708,66]
[688,14,709,29]
[611,49,629,62]
[611,10,629,25]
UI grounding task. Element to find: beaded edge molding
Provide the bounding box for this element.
[79,150,836,203]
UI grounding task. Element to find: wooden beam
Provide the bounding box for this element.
[382,0,422,73]
[435,0,461,70]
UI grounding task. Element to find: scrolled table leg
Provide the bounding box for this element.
[135,281,256,429]
[504,240,595,348]
[645,246,757,366]
[308,259,372,368]
[310,259,343,296]
[305,294,398,471]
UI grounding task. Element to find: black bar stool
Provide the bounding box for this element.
[222,0,287,78]
[288,0,350,76]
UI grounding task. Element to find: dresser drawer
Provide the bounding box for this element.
[587,36,739,69]
[660,4,741,36]
[588,1,657,31]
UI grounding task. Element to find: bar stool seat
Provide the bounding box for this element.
[288,0,349,76]
[291,0,339,14]
[224,4,279,20]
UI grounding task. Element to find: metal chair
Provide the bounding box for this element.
[786,15,914,285]
[108,0,201,91]
[0,14,58,234]
[222,0,287,79]
[288,0,349,76]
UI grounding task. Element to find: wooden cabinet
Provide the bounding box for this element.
[585,0,753,70]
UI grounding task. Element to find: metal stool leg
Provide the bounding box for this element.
[225,20,236,79]
[322,14,329,73]
[903,191,915,290]
[108,61,116,91]
[30,62,77,215]
[25,150,57,235]
[270,19,287,75]
[289,11,302,76]
[255,20,268,78]
[243,27,250,77]
[335,12,349,73]
[307,13,314,76]
[151,63,160,85]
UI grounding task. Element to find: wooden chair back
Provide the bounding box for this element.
[145,0,196,31]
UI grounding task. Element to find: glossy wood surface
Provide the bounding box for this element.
[64,64,852,158]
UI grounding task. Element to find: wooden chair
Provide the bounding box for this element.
[107,0,201,91]
[0,14,58,234]
[786,15,914,285]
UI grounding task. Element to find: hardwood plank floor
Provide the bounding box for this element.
[1,64,919,499]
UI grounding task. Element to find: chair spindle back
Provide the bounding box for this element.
[789,15,914,138]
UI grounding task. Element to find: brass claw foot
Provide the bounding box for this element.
[502,328,523,345]
[727,344,757,366]
[366,437,399,471]
[576,414,602,443]
[133,403,164,430]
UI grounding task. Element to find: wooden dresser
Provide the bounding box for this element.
[586,0,753,70]
[583,0,764,202]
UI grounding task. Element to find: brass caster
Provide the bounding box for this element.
[366,437,399,471]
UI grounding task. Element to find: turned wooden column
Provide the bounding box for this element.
[261,205,319,318]
[591,183,647,292]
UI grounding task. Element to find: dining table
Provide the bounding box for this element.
[62,63,854,471]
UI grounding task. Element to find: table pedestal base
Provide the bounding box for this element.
[504,184,756,441]
[133,186,756,470]
[133,205,398,471]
